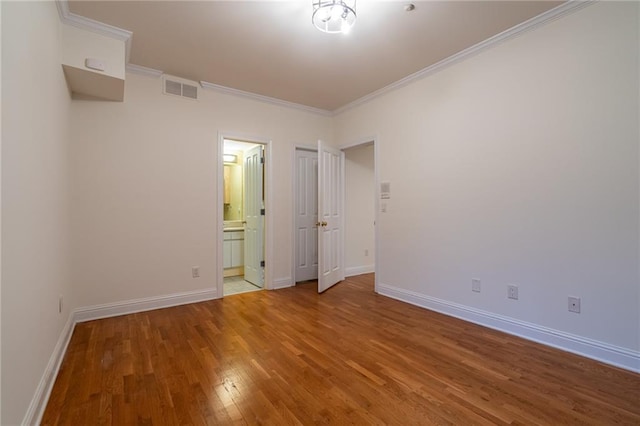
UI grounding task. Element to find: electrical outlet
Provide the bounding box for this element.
[192,266,200,278]
[568,296,581,313]
[472,279,481,293]
[507,285,519,300]
[364,249,369,257]
[58,295,63,313]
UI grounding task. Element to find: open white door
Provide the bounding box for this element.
[317,141,344,293]
[244,145,264,287]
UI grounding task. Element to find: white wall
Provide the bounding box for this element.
[2,2,638,422]
[334,2,639,358]
[344,143,375,275]
[70,72,333,308]
[1,2,73,424]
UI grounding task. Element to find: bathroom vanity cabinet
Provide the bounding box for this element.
[223,229,244,276]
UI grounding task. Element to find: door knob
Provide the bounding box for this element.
[322,221,328,227]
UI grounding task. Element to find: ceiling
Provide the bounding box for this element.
[68,1,564,112]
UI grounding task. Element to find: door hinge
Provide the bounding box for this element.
[260,208,265,216]
[260,156,264,164]
[260,260,265,267]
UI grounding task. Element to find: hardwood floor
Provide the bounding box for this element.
[43,274,640,425]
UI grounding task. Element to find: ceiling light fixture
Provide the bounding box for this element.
[312,0,356,34]
[223,154,237,163]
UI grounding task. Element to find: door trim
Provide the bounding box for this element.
[217,132,273,297]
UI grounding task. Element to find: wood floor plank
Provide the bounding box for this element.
[42,274,640,425]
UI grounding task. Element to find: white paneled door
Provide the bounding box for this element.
[317,141,344,293]
[295,149,319,282]
[244,144,264,287]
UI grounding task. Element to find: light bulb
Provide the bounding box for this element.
[341,20,352,34]
[331,5,344,21]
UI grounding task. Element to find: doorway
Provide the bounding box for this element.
[219,137,269,296]
[343,142,376,278]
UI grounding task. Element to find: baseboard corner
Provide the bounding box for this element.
[23,312,76,425]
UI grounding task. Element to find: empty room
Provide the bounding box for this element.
[1,0,639,424]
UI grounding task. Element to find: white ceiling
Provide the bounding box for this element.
[68,1,564,112]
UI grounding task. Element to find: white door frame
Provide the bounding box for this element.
[339,135,379,293]
[217,132,273,298]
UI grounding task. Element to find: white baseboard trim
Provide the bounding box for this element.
[24,286,220,423]
[345,264,375,277]
[75,287,219,323]
[23,313,75,426]
[378,283,640,373]
[272,277,293,290]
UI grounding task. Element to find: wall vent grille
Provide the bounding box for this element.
[163,76,199,100]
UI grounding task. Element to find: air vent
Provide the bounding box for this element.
[182,83,198,99]
[162,75,199,100]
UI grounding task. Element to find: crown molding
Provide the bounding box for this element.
[55,0,330,116]
[55,0,594,118]
[126,63,164,78]
[200,81,333,117]
[332,0,595,116]
[56,0,132,62]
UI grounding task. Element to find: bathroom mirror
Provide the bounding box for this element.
[223,161,243,221]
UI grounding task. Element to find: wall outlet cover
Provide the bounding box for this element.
[568,296,581,313]
[508,285,519,300]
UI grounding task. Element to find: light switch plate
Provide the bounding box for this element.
[380,182,391,199]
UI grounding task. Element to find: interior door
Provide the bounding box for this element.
[295,149,319,282]
[244,145,264,287]
[317,141,344,293]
